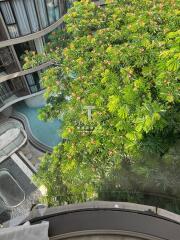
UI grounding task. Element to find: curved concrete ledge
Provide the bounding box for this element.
[0,90,45,112]
[25,201,180,240]
[0,17,64,48]
[28,201,180,225]
[11,111,52,153]
[50,230,165,240]
[0,120,27,163]
[0,62,52,83]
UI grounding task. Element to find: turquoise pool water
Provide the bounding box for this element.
[14,102,62,147]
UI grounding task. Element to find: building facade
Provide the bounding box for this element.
[0,0,71,111]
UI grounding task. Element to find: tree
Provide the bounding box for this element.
[24,0,180,205]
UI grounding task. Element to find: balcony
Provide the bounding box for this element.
[1,201,180,240]
[0,70,45,111]
[0,89,44,112]
[0,47,19,75]
[0,0,68,41]
[0,88,28,103]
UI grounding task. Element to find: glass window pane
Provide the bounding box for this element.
[24,0,39,32]
[8,25,19,38]
[26,74,35,86]
[0,1,15,24]
[34,38,44,53]
[36,0,49,28]
[46,0,55,24]
[54,0,58,7]
[0,47,13,66]
[55,7,60,20]
[30,85,38,93]
[11,0,31,35]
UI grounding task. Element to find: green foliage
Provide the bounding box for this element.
[24,0,180,204]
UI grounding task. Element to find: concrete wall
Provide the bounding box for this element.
[25,93,46,108]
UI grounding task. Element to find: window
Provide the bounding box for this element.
[46,0,60,24]
[7,25,19,38]
[36,0,49,28]
[46,0,55,24]
[34,38,44,53]
[54,0,60,20]
[11,0,31,35]
[0,82,12,100]
[0,47,14,74]
[30,85,38,93]
[24,0,40,33]
[0,1,20,38]
[0,1,15,25]
[0,48,12,66]
[26,72,41,94]
[0,0,64,38]
[26,74,35,86]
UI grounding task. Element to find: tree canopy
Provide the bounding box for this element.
[24,0,180,205]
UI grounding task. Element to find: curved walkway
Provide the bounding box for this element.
[26,201,180,240]
[11,111,52,153]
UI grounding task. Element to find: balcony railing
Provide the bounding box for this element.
[0,88,29,109]
[0,89,45,112]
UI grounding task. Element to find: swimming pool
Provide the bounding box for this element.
[14,102,62,148]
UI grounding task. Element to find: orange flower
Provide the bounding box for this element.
[108,150,113,156]
[68,128,72,133]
